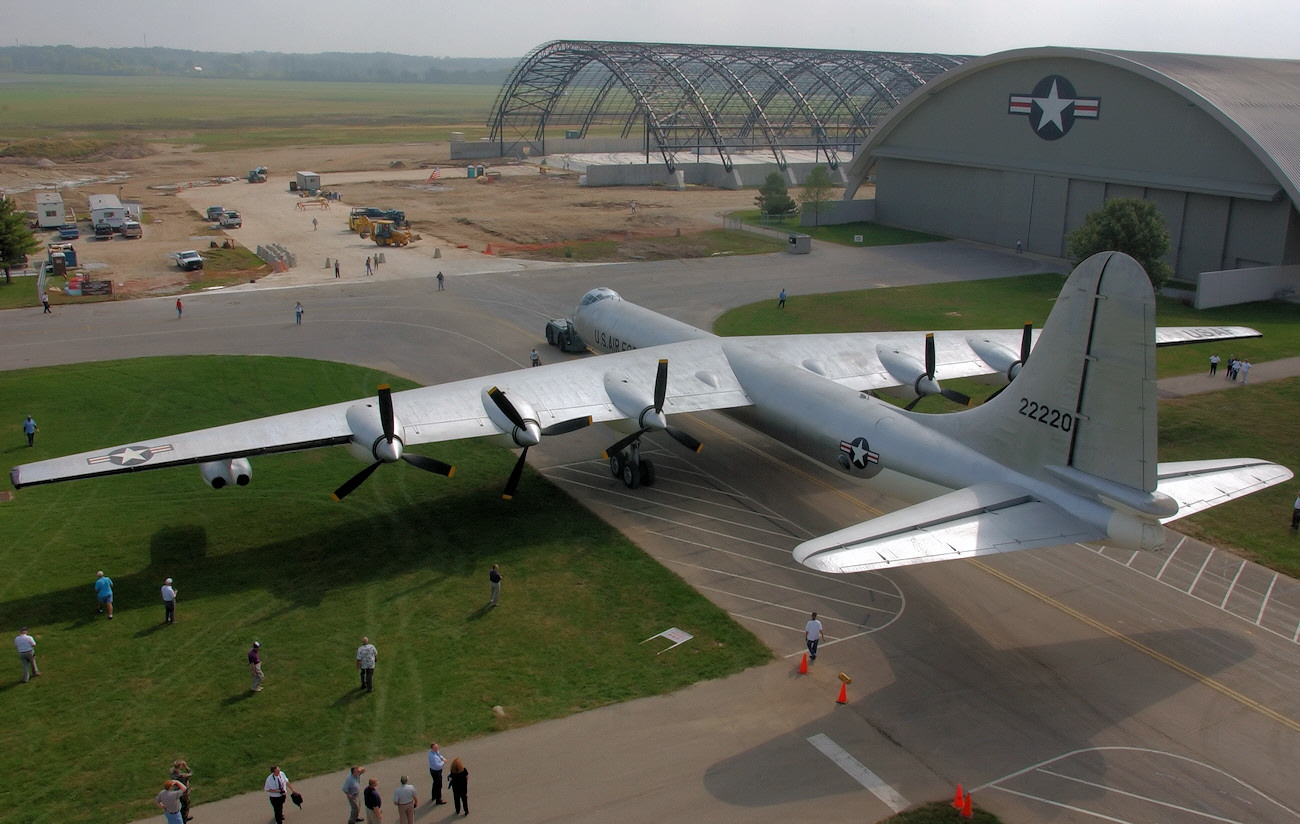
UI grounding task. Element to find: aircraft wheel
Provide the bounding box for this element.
[639,459,655,487]
[621,461,640,489]
[608,453,624,478]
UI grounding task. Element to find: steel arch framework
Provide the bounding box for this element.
[489,41,967,172]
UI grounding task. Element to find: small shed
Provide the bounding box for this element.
[35,192,66,228]
[295,171,321,191]
[87,194,126,230]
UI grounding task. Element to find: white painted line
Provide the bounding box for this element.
[1155,540,1181,581]
[989,786,1143,823]
[1038,767,1245,822]
[806,733,908,813]
[1219,560,1246,609]
[1256,573,1278,625]
[1189,547,1215,594]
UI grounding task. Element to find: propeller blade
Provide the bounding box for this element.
[487,386,526,430]
[1020,323,1033,364]
[502,447,529,500]
[904,395,925,412]
[332,461,382,501]
[983,385,1007,403]
[603,427,650,459]
[940,388,973,407]
[540,415,593,437]
[665,426,703,453]
[402,453,455,477]
[924,333,936,378]
[653,358,668,413]
[377,384,395,442]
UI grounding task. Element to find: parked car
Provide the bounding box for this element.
[219,210,242,228]
[205,205,225,222]
[58,224,80,240]
[93,223,114,240]
[121,221,143,239]
[175,250,204,271]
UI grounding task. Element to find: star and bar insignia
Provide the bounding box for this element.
[86,444,175,467]
[1008,74,1100,140]
[839,437,879,470]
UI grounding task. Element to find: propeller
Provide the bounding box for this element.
[602,359,703,459]
[983,323,1033,403]
[332,384,455,501]
[487,386,591,499]
[903,334,973,411]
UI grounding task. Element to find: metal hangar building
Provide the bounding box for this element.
[841,47,1300,300]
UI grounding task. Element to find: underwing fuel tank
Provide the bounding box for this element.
[573,288,715,354]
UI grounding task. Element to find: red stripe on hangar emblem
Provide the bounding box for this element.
[1008,74,1100,140]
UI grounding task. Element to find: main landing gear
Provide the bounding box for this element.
[608,442,655,489]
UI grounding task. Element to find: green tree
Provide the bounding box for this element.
[0,196,41,284]
[755,172,795,217]
[1065,197,1172,289]
[797,166,837,227]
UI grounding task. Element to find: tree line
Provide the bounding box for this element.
[0,46,517,84]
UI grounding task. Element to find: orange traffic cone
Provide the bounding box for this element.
[961,791,973,819]
[798,653,808,674]
[836,681,848,704]
[951,784,964,808]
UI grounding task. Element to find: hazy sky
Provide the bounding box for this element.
[5,0,1296,60]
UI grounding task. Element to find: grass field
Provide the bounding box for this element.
[732,210,946,246]
[0,74,501,152]
[715,274,1300,575]
[0,356,771,824]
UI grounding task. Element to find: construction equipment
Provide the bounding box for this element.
[370,219,416,247]
[248,166,268,183]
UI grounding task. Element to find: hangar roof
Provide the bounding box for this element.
[847,47,1300,207]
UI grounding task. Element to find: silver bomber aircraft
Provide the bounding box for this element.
[11,252,1291,573]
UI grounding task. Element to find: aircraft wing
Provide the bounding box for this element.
[793,482,1102,573]
[1156,459,1294,522]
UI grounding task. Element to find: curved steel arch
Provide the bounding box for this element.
[489,41,967,171]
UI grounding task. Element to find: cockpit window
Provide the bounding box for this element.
[579,288,621,307]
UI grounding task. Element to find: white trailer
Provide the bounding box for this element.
[294,171,321,192]
[88,194,126,230]
[35,192,66,229]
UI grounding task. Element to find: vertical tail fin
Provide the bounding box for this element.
[929,252,1159,492]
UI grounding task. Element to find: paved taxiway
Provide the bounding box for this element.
[8,208,1300,823]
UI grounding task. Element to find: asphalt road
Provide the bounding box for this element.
[8,185,1300,824]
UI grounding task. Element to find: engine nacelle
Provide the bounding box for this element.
[200,458,252,489]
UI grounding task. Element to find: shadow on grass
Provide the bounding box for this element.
[220,690,260,707]
[0,482,544,628]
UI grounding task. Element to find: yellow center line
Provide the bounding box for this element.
[972,558,1300,734]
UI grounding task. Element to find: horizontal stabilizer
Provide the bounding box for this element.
[794,482,1102,573]
[1157,459,1294,522]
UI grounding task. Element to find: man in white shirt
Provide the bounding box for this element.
[427,743,447,805]
[14,627,39,682]
[392,776,418,824]
[804,612,824,662]
[357,637,378,692]
[161,578,178,624]
[264,765,295,824]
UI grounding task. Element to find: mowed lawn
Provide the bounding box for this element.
[0,356,770,824]
[716,274,1300,575]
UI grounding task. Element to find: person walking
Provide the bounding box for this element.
[804,611,823,661]
[312,217,318,231]
[249,641,264,692]
[1240,360,1252,383]
[161,578,178,624]
[335,260,341,279]
[22,415,38,447]
[436,271,444,291]
[14,627,39,682]
[1292,490,1300,530]
[392,776,418,824]
[488,563,502,607]
[363,778,382,824]
[427,743,447,805]
[1209,354,1220,376]
[365,256,372,277]
[342,765,365,823]
[778,288,786,309]
[169,760,193,821]
[447,757,469,816]
[41,291,52,313]
[294,301,304,325]
[356,636,377,692]
[264,766,295,824]
[529,348,541,367]
[156,780,187,824]
[176,298,183,319]
[94,571,114,619]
